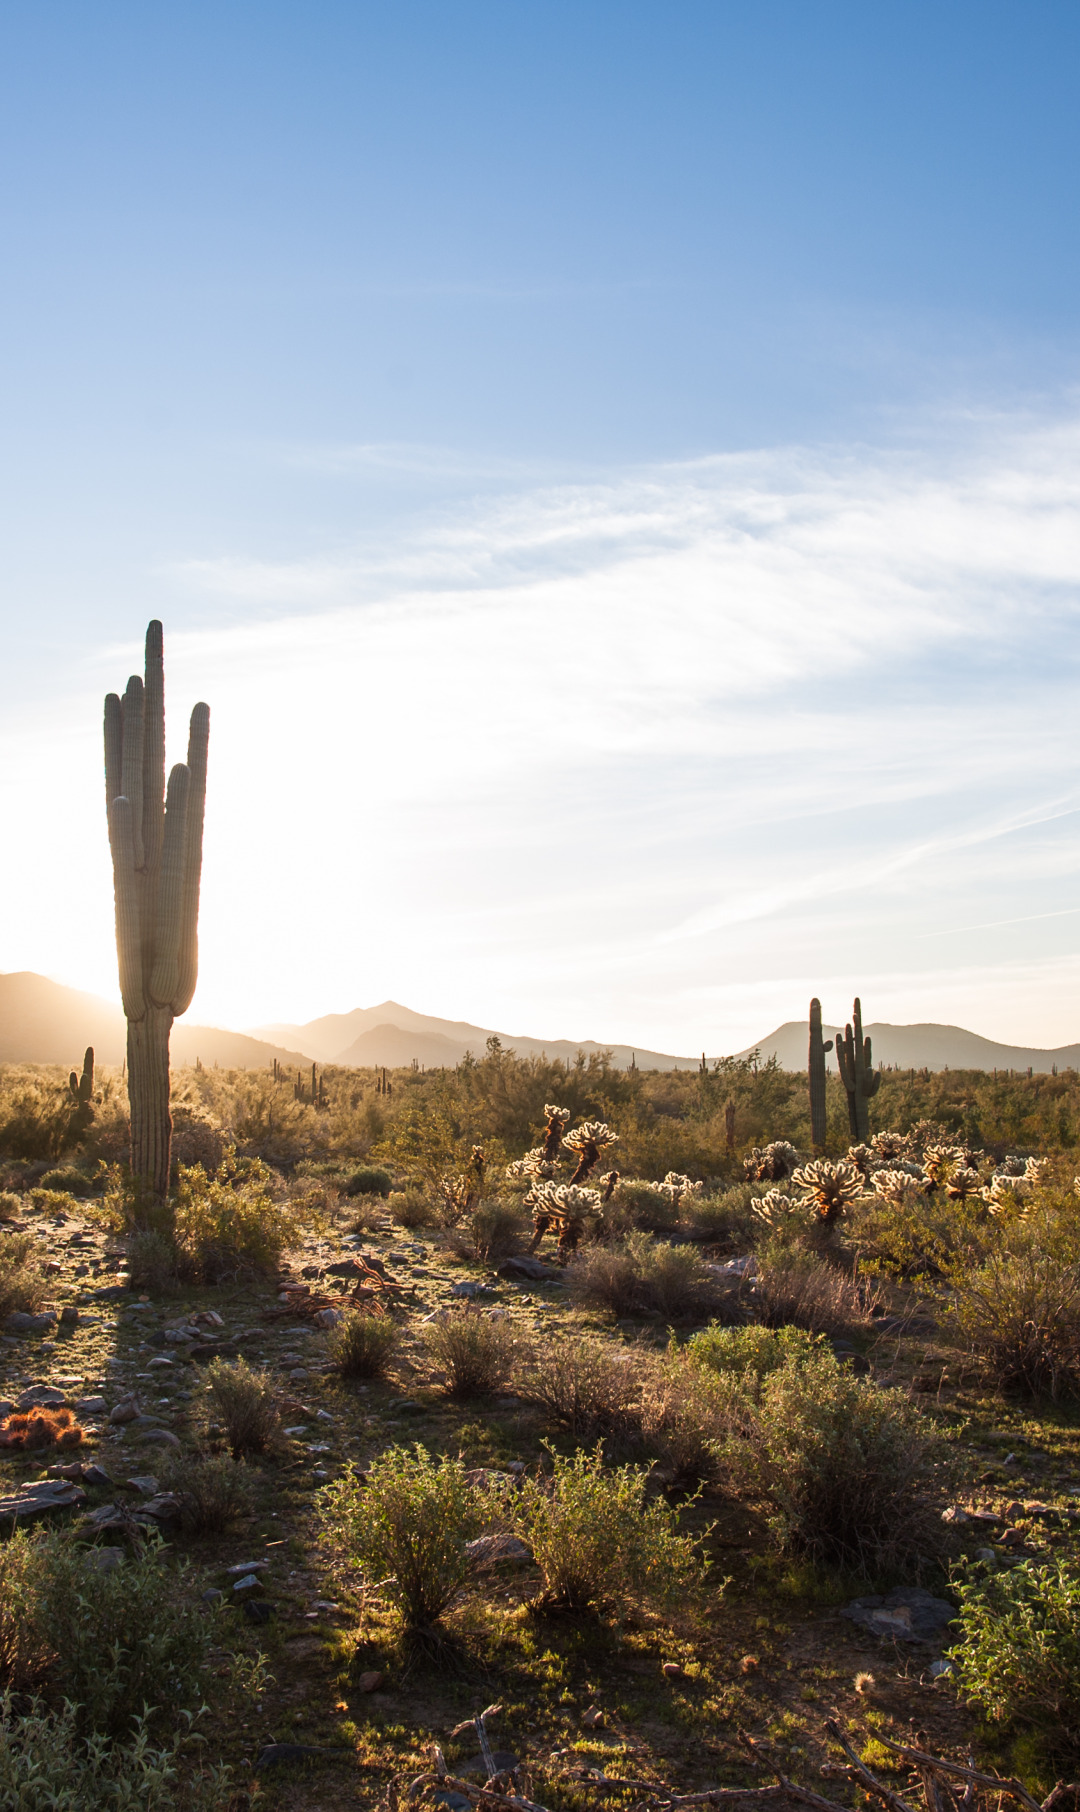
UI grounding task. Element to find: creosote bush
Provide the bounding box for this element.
[752,1242,882,1339]
[450,1200,526,1263]
[173,1155,312,1282]
[514,1445,709,1616]
[424,1306,517,1397]
[685,1321,828,1378]
[0,1231,48,1317]
[721,1350,949,1581]
[158,1453,255,1535]
[521,1334,642,1444]
[344,1165,393,1198]
[388,1186,435,1229]
[327,1308,398,1380]
[948,1557,1080,1751]
[951,1243,1080,1401]
[0,1691,232,1812]
[566,1230,724,1321]
[205,1357,281,1459]
[317,1445,486,1636]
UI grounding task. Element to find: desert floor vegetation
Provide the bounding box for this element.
[1,1051,1080,1805]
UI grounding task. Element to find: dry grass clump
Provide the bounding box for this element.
[159,1452,255,1534]
[520,1334,642,1443]
[752,1243,883,1338]
[205,1357,282,1459]
[0,1406,83,1452]
[0,1230,48,1316]
[951,1244,1080,1400]
[566,1230,724,1320]
[327,1308,399,1379]
[424,1306,518,1397]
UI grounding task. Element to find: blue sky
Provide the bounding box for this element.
[3,3,1080,1051]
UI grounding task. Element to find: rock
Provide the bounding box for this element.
[89,1546,125,1573]
[459,1751,519,1778]
[313,1308,343,1328]
[5,1311,57,1333]
[232,1573,264,1594]
[108,1397,141,1425]
[466,1533,531,1570]
[841,1587,957,1642]
[837,1351,871,1375]
[397,1400,428,1415]
[974,1547,997,1564]
[135,1428,181,1449]
[75,1396,107,1417]
[356,1669,384,1692]
[17,1386,67,1410]
[499,1256,560,1282]
[81,1464,112,1488]
[140,1493,182,1521]
[662,1661,686,1680]
[254,1742,352,1771]
[581,1706,604,1728]
[146,1357,174,1369]
[91,1284,130,1301]
[929,1659,952,1679]
[58,1306,79,1327]
[0,1479,86,1521]
[243,1598,275,1625]
[450,1282,482,1299]
[284,1425,309,1437]
[225,1559,270,1576]
[123,1475,160,1497]
[706,1256,757,1280]
[288,1368,309,1382]
[942,1505,971,1525]
[202,1588,224,1606]
[433,1794,471,1811]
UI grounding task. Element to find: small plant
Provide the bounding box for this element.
[424,1306,517,1397]
[686,1322,827,1378]
[317,1444,486,1638]
[753,1243,882,1338]
[637,1359,730,1488]
[343,1165,392,1198]
[0,1691,232,1811]
[126,1228,178,1293]
[0,1405,83,1451]
[205,1357,281,1458]
[951,1244,1080,1400]
[388,1186,435,1228]
[0,1230,48,1317]
[38,1165,96,1196]
[514,1445,709,1616]
[567,1229,724,1320]
[327,1308,398,1379]
[158,1452,255,1535]
[453,1200,526,1262]
[173,1154,312,1282]
[948,1557,1080,1750]
[521,1335,641,1443]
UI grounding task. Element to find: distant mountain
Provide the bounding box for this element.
[737,1019,1080,1075]
[0,973,311,1071]
[253,1000,691,1070]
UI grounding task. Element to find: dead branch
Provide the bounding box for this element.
[871,1736,1044,1812]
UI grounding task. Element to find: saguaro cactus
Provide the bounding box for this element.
[104,622,209,1203]
[68,1047,95,1139]
[808,999,833,1153]
[834,996,880,1142]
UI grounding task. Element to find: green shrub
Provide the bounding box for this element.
[326,1309,398,1379]
[0,1691,232,1811]
[951,1246,1080,1401]
[948,1558,1080,1749]
[388,1186,436,1229]
[159,1453,255,1535]
[0,1531,219,1740]
[514,1445,708,1616]
[679,1183,760,1246]
[317,1445,485,1635]
[174,1154,309,1282]
[721,1350,948,1581]
[686,1322,827,1378]
[637,1359,729,1488]
[452,1200,526,1262]
[344,1166,392,1198]
[567,1231,724,1320]
[38,1166,96,1197]
[424,1306,517,1397]
[125,1229,178,1294]
[0,1232,48,1317]
[521,1335,641,1444]
[205,1357,281,1458]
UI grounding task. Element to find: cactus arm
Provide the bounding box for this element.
[104,693,123,811]
[119,677,146,871]
[108,796,146,1022]
[172,701,209,1016]
[148,763,190,1007]
[141,620,166,887]
[825,1039,833,1052]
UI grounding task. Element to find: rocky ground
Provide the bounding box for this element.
[2,1195,1079,1809]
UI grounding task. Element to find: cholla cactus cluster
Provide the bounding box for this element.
[505,1147,557,1181]
[540,1104,572,1162]
[870,1168,928,1205]
[657,1171,703,1208]
[751,1188,804,1228]
[527,1180,604,1256]
[506,1109,621,1258]
[743,1141,800,1183]
[792,1158,864,1229]
[563,1120,620,1184]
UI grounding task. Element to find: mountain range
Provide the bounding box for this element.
[3,971,1079,1075]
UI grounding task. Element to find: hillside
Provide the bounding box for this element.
[738,1019,1080,1074]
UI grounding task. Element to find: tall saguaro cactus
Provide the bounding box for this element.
[834,996,880,1142]
[104,622,209,1203]
[808,999,833,1153]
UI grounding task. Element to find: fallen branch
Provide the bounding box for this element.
[871,1736,1044,1812]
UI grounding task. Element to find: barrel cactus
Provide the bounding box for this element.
[104,622,209,1204]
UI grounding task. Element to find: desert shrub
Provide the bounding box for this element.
[751,1243,882,1338]
[680,1183,760,1247]
[722,1350,949,1580]
[126,1228,178,1294]
[686,1321,827,1378]
[607,1178,680,1231]
[521,1335,641,1443]
[948,1558,1080,1750]
[37,1165,95,1197]
[158,1453,255,1535]
[0,1231,48,1316]
[0,1073,74,1161]
[424,1306,517,1397]
[344,1165,392,1198]
[0,1691,231,1811]
[514,1446,708,1616]
[0,1406,83,1452]
[637,1359,730,1488]
[388,1186,436,1229]
[567,1230,723,1320]
[0,1530,218,1739]
[451,1200,527,1262]
[317,1444,486,1634]
[205,1357,281,1458]
[173,1155,309,1282]
[951,1245,1080,1401]
[168,1107,227,1175]
[0,1191,20,1218]
[327,1309,398,1379]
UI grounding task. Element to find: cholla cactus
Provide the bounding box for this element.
[983,1174,1032,1216]
[1024,1156,1051,1185]
[751,1188,802,1227]
[869,1130,915,1163]
[922,1146,969,1189]
[526,1180,603,1258]
[540,1104,572,1163]
[506,1147,557,1181]
[791,1158,864,1230]
[743,1141,800,1183]
[908,1119,953,1154]
[599,1169,620,1204]
[945,1167,983,1202]
[563,1120,619,1184]
[871,1168,927,1204]
[996,1154,1027,1178]
[439,1145,486,1220]
[658,1171,703,1208]
[847,1143,875,1179]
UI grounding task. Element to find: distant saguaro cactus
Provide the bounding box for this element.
[808,998,833,1153]
[68,1046,95,1139]
[834,997,879,1142]
[104,621,209,1203]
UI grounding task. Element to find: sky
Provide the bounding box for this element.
[2,2,1080,1055]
